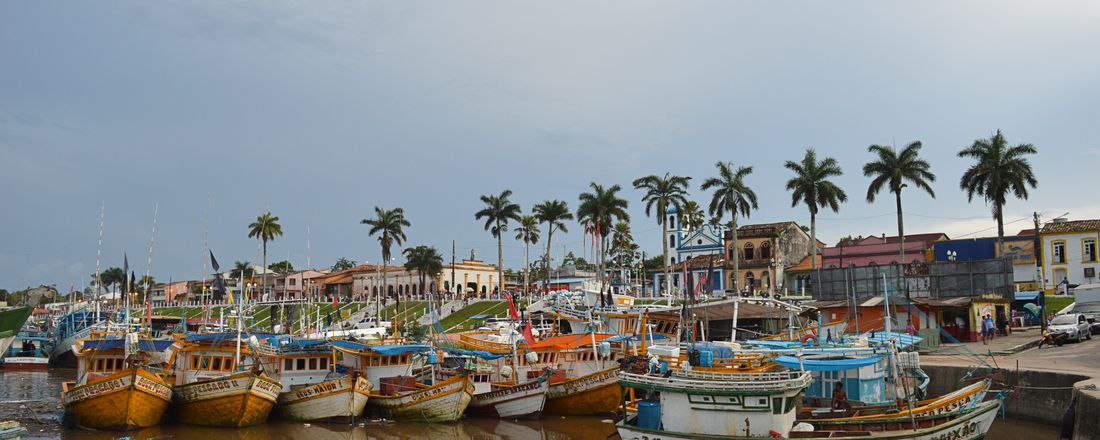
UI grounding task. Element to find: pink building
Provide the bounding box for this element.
[822,233,947,268]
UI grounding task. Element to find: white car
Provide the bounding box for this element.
[1050,313,1092,343]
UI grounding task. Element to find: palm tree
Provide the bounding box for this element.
[230,261,254,280]
[632,173,689,300]
[785,148,848,270]
[403,245,444,298]
[680,201,705,230]
[701,162,758,292]
[361,207,411,304]
[533,200,573,296]
[514,215,541,297]
[248,212,283,300]
[959,130,1038,245]
[475,190,522,298]
[864,142,937,264]
[98,267,125,293]
[578,182,631,286]
[611,221,633,285]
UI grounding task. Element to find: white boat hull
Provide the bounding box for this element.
[367,375,474,423]
[467,379,549,419]
[616,399,1001,440]
[276,376,371,423]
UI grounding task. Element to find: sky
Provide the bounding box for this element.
[2,1,1099,291]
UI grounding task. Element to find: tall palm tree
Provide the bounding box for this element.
[578,182,631,286]
[99,267,125,293]
[680,201,705,230]
[248,212,283,300]
[611,221,633,286]
[475,190,522,298]
[402,245,444,298]
[701,162,758,292]
[785,148,848,270]
[361,207,411,304]
[864,142,937,264]
[514,215,541,297]
[230,261,254,280]
[959,130,1038,245]
[533,200,573,296]
[632,173,689,300]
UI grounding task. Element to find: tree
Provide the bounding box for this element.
[610,221,637,284]
[98,267,125,293]
[330,257,357,272]
[475,190,522,297]
[680,201,705,230]
[632,173,689,301]
[514,215,540,296]
[268,260,294,274]
[403,245,444,298]
[863,141,937,264]
[361,207,411,303]
[248,212,283,299]
[533,200,573,294]
[230,261,254,280]
[701,161,758,292]
[785,148,848,270]
[578,182,631,286]
[958,130,1038,244]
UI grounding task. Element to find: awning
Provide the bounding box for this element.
[83,339,174,352]
[1014,291,1040,302]
[440,347,505,360]
[331,341,432,355]
[774,355,882,372]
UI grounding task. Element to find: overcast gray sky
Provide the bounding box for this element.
[2,1,1099,290]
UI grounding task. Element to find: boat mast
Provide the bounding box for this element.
[143,203,159,334]
[93,203,105,320]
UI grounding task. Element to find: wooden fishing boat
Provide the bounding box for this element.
[169,333,282,427]
[804,379,990,420]
[544,366,620,415]
[615,369,999,439]
[255,338,372,423]
[61,334,173,430]
[334,341,475,422]
[467,374,549,419]
[367,373,474,422]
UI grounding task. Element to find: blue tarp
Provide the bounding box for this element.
[440,347,506,360]
[83,339,174,352]
[685,341,738,358]
[183,332,276,342]
[863,332,922,350]
[774,355,883,372]
[745,340,801,349]
[331,341,433,355]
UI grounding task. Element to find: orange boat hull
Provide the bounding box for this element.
[544,368,621,416]
[171,372,280,427]
[62,368,172,430]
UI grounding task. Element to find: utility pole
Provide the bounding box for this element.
[1033,212,1046,331]
[451,240,456,301]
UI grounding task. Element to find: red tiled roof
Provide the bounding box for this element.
[1042,220,1100,234]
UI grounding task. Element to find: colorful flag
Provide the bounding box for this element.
[209,250,221,272]
[505,292,519,320]
[523,320,536,346]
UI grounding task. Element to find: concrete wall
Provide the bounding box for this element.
[1073,389,1100,440]
[924,365,1085,427]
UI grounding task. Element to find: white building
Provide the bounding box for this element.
[1041,219,1100,291]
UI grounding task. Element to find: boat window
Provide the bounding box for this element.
[297,359,307,370]
[285,359,294,371]
[212,357,222,371]
[319,358,328,370]
[225,357,235,371]
[97,359,105,371]
[309,358,318,370]
[200,357,211,370]
[192,357,200,370]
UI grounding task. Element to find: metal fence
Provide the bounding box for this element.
[809,258,1014,301]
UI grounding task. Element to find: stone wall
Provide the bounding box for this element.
[924,364,1085,426]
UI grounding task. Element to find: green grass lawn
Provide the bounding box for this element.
[440,301,509,332]
[1045,295,1075,314]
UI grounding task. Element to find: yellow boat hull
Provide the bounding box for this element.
[62,368,172,430]
[366,375,474,423]
[544,367,621,416]
[172,371,281,427]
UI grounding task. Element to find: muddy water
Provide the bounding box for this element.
[0,370,1058,439]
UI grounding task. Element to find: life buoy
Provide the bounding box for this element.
[801,334,816,346]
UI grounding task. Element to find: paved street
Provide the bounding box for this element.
[921,326,1100,383]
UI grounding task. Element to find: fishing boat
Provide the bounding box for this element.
[0,306,33,362]
[467,375,550,419]
[60,332,174,430]
[2,326,50,370]
[334,341,474,423]
[49,309,113,367]
[254,337,372,423]
[168,332,282,427]
[614,369,1000,439]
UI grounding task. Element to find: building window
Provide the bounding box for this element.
[761,242,772,260]
[1085,239,1097,262]
[670,257,675,264]
[669,215,676,228]
[290,279,297,286]
[745,272,755,289]
[670,235,676,247]
[1053,241,1066,264]
[1054,268,1068,286]
[744,243,755,260]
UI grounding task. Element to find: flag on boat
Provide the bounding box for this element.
[209,250,220,272]
[505,292,519,320]
[523,320,536,346]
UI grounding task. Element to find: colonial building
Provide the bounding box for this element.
[931,231,1037,289]
[316,252,502,301]
[822,233,947,268]
[1040,219,1100,291]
